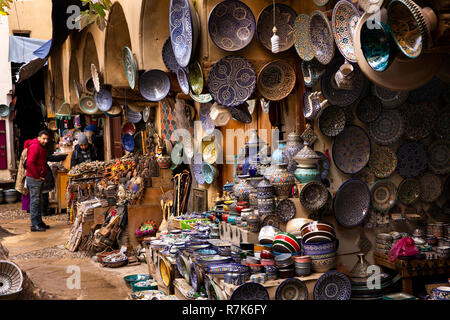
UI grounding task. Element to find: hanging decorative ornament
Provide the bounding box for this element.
[271,0,280,53]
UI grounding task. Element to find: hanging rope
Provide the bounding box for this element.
[271,0,280,53]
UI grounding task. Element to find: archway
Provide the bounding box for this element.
[82,32,100,87]
[68,52,81,111]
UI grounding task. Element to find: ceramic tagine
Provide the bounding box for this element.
[293,142,321,184]
[268,162,296,199]
[285,132,304,174]
[257,178,276,217]
[349,253,371,278]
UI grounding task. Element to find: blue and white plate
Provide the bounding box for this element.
[200,103,215,134]
[139,70,171,102]
[313,271,351,300]
[94,88,112,112]
[334,179,371,228]
[276,278,308,300]
[230,282,270,300]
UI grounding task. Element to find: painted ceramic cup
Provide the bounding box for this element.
[334,62,355,90]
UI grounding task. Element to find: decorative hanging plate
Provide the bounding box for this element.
[369,146,398,178]
[435,109,450,140]
[276,199,296,222]
[190,92,213,104]
[332,125,371,175]
[79,95,98,114]
[371,179,397,212]
[372,84,409,109]
[177,67,190,95]
[398,178,420,205]
[208,55,256,108]
[122,122,136,136]
[428,139,450,174]
[123,46,138,90]
[94,88,112,112]
[256,3,296,52]
[313,271,351,300]
[368,109,404,146]
[419,173,443,203]
[294,14,314,61]
[187,60,203,95]
[229,103,252,124]
[0,104,9,117]
[143,106,151,123]
[126,107,142,124]
[354,167,376,189]
[193,154,205,185]
[122,134,135,152]
[85,77,95,93]
[159,257,172,287]
[300,181,328,212]
[73,80,82,100]
[262,214,282,229]
[402,102,436,141]
[396,141,428,178]
[162,37,179,73]
[200,103,215,134]
[275,278,308,300]
[318,105,346,137]
[169,0,199,68]
[257,60,296,101]
[230,282,270,300]
[208,0,256,52]
[139,70,171,102]
[309,10,335,65]
[334,179,371,228]
[356,95,382,123]
[331,0,361,63]
[321,58,365,107]
[91,64,101,92]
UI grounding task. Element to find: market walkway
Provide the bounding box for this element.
[0,203,148,300]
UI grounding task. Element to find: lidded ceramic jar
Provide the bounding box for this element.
[233,175,251,201]
[268,163,296,199]
[257,178,276,217]
[241,208,253,223]
[247,212,261,233]
[285,132,304,174]
[271,140,289,165]
[248,177,263,208]
[349,253,371,278]
[293,143,321,184]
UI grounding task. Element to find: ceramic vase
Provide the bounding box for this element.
[285,132,303,174]
[157,155,171,169]
[268,163,295,199]
[349,253,371,278]
[257,178,275,217]
[248,177,263,208]
[271,140,289,165]
[294,164,321,184]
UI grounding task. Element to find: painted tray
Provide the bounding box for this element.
[313,271,351,300]
[275,278,308,300]
[262,214,282,229]
[94,88,112,112]
[123,46,138,90]
[428,139,450,174]
[321,58,365,107]
[188,60,203,95]
[158,257,172,287]
[276,199,296,222]
[356,95,382,123]
[398,178,420,205]
[79,95,98,114]
[300,181,328,211]
[139,70,171,102]
[309,10,335,65]
[402,102,436,141]
[332,125,371,175]
[331,0,361,63]
[256,3,296,52]
[368,146,397,178]
[122,134,135,152]
[294,14,314,61]
[318,105,346,137]
[230,282,270,300]
[334,179,371,228]
[419,173,443,203]
[368,109,404,146]
[208,0,255,52]
[177,67,190,95]
[372,84,409,109]
[229,103,252,124]
[200,103,215,134]
[169,0,199,68]
[396,141,428,178]
[162,37,179,73]
[208,55,256,108]
[371,179,397,212]
[258,60,296,101]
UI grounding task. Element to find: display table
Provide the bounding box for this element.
[373,252,450,295]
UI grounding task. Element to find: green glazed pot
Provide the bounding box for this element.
[294,165,321,184]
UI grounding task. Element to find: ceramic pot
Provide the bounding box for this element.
[285,132,303,174]
[271,140,289,165]
[235,201,249,213]
[257,178,276,217]
[349,253,371,278]
[294,164,321,184]
[268,163,296,199]
[233,175,251,201]
[157,155,171,169]
[293,143,321,167]
[241,208,253,222]
[247,213,261,233]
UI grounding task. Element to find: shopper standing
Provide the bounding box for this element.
[26,130,50,232]
[15,139,32,212]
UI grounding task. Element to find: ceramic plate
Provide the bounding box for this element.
[170,0,199,68]
[94,88,112,112]
[369,146,397,178]
[208,0,255,52]
[419,173,443,203]
[275,278,308,300]
[398,178,420,205]
[190,92,213,103]
[321,58,365,107]
[230,282,270,300]
[91,64,100,92]
[143,106,151,122]
[435,109,450,140]
[262,214,282,229]
[258,60,296,101]
[158,257,172,287]
[177,67,190,95]
[200,103,215,134]
[123,46,137,89]
[402,102,436,140]
[356,95,382,123]
[126,108,142,124]
[300,181,328,211]
[314,0,330,6]
[309,10,335,65]
[162,37,179,73]
[139,70,171,102]
[331,0,361,63]
[372,84,409,109]
[79,95,98,114]
[122,134,135,152]
[314,271,351,300]
[122,122,136,136]
[203,142,219,164]
[368,109,404,146]
[276,199,296,222]
[294,14,314,61]
[318,105,346,137]
[256,3,296,52]
[371,179,397,212]
[354,167,376,188]
[332,125,371,175]
[334,179,371,228]
[208,55,256,108]
[428,139,450,174]
[188,60,203,95]
[396,141,428,178]
[229,103,252,124]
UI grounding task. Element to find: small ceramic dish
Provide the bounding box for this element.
[202,163,218,184]
[318,105,346,137]
[299,181,329,212]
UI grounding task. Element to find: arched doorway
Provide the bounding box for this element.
[82,32,100,87]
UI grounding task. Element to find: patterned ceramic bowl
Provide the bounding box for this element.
[302,240,338,256]
[310,255,337,273]
[202,163,218,184]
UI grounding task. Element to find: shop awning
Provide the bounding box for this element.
[8,36,49,64]
[17,0,87,83]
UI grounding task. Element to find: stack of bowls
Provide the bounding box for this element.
[224,272,247,286]
[294,256,311,276]
[275,253,295,278]
[250,273,267,284]
[253,244,265,259]
[273,232,302,254]
[302,240,338,273]
[376,233,393,254]
[258,225,281,245]
[434,246,450,259]
[300,221,336,243]
[264,265,278,280]
[260,245,275,266]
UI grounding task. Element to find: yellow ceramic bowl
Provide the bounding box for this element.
[286,218,314,235]
[159,257,172,287]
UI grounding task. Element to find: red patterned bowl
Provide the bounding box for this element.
[300,221,336,238]
[273,232,301,253]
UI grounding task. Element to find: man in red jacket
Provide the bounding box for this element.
[26,130,50,232]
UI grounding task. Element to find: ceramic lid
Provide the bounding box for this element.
[293,143,321,162]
